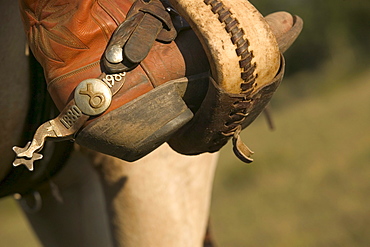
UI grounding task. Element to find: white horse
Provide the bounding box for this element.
[0,0,301,246]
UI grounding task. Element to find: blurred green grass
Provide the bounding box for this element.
[211,70,370,247]
[0,197,40,247]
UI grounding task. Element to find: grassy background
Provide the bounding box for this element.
[211,70,370,247]
[0,197,40,246]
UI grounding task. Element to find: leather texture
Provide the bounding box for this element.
[20,0,209,112]
[169,55,285,157]
[103,0,177,72]
[19,0,211,161]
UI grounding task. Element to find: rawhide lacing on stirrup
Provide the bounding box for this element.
[167,0,302,163]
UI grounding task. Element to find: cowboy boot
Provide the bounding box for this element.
[14,0,210,170]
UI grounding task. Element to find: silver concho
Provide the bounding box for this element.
[74,78,112,116]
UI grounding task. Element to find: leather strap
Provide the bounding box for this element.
[103,0,177,73]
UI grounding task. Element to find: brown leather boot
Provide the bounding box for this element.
[16,0,210,168]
